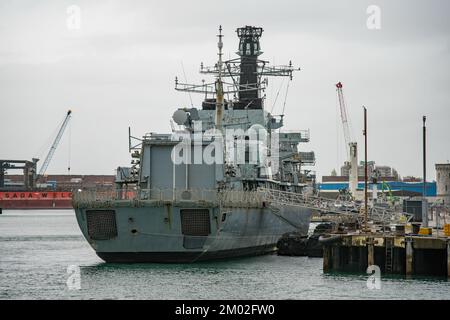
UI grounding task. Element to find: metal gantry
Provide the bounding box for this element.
[257,187,414,226]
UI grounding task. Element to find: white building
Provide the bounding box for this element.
[436,163,450,204]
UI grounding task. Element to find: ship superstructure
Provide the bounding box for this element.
[73,26,316,262]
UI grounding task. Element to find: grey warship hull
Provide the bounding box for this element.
[73,191,311,263]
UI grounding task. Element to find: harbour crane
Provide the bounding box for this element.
[336,82,358,198]
[36,109,72,182]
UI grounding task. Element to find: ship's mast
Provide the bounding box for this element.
[175,26,300,117]
[236,26,263,109]
[215,26,224,131]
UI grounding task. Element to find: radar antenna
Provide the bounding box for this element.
[175,26,300,113]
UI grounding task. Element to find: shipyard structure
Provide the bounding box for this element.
[319,161,437,200]
[0,109,117,210]
[0,171,114,209]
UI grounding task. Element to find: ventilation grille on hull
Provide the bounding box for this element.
[86,210,118,240]
[180,209,211,236]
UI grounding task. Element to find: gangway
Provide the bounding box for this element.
[257,187,414,226]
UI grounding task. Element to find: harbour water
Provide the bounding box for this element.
[0,210,449,300]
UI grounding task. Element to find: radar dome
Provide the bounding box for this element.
[172,109,188,125]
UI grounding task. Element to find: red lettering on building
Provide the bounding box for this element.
[0,191,75,201]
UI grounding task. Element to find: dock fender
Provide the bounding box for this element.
[318,234,342,244]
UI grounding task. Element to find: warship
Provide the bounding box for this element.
[73,26,317,262]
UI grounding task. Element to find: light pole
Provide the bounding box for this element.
[363,106,368,232]
[422,116,428,227]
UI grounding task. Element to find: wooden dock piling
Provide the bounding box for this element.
[367,237,374,267]
[322,233,450,278]
[448,241,450,278]
[405,237,413,277]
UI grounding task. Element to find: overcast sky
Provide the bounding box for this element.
[0,0,449,180]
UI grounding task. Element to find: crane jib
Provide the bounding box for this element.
[37,110,72,179]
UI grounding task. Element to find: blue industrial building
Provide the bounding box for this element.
[318,181,436,197]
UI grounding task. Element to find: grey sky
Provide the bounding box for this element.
[0,0,449,180]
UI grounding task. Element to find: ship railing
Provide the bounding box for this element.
[139,188,259,204]
[278,129,310,142]
[72,189,139,203]
[218,190,264,207]
[156,189,219,202]
[73,188,267,206]
[72,188,220,203]
[73,188,414,224]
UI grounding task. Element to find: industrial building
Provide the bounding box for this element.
[435,163,450,204]
[320,161,436,199]
[340,161,399,180]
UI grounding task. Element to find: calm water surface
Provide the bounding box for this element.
[0,210,449,300]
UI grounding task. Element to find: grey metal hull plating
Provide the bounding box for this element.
[74,200,311,263]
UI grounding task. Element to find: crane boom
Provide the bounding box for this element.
[336,82,358,198]
[37,110,72,178]
[336,82,352,146]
